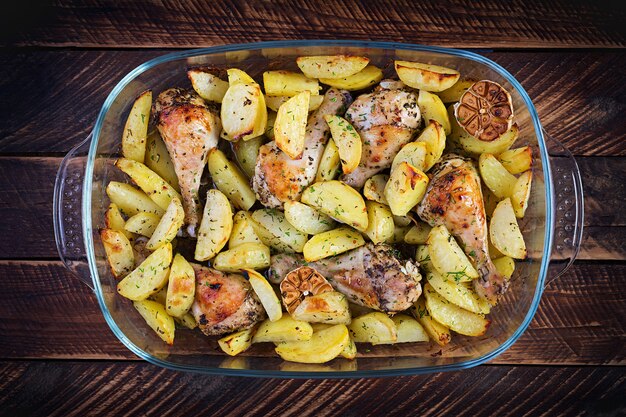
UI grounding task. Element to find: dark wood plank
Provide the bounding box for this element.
[0,361,623,417]
[1,156,622,259]
[1,50,624,156]
[2,0,625,49]
[0,260,623,364]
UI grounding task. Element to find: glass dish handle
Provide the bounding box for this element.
[53,135,94,290]
[544,129,584,287]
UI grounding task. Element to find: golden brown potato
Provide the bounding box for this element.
[145,130,179,191]
[228,211,261,249]
[252,315,313,343]
[133,299,175,345]
[265,94,324,112]
[146,197,184,250]
[284,201,336,235]
[117,243,172,301]
[410,298,451,346]
[212,242,271,272]
[105,203,135,240]
[324,114,362,174]
[374,314,429,344]
[218,327,255,356]
[297,55,369,79]
[319,65,383,91]
[493,256,515,279]
[263,70,320,96]
[403,221,432,245]
[384,162,429,216]
[497,146,533,175]
[364,201,395,244]
[301,181,369,232]
[188,68,229,103]
[394,61,460,92]
[348,312,397,344]
[221,78,267,141]
[250,209,308,253]
[124,212,160,237]
[115,158,182,211]
[246,269,282,322]
[208,148,256,211]
[302,226,365,262]
[418,90,451,135]
[233,135,266,178]
[392,141,427,173]
[424,284,490,337]
[490,198,527,259]
[363,174,389,205]
[100,228,134,279]
[315,139,341,182]
[479,153,518,199]
[275,324,349,364]
[122,90,152,162]
[511,170,533,218]
[291,291,351,325]
[165,253,195,318]
[416,120,446,171]
[194,190,233,261]
[274,91,310,159]
[426,270,491,314]
[427,225,478,281]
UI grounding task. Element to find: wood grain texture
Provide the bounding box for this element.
[0,260,623,364]
[1,50,625,155]
[0,361,623,417]
[1,156,622,259]
[2,0,625,49]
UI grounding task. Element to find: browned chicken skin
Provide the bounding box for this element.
[268,243,422,313]
[416,155,507,305]
[191,264,265,336]
[154,88,221,236]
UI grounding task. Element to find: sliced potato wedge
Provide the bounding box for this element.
[301,180,369,232]
[233,135,266,178]
[511,170,533,218]
[479,153,518,199]
[418,90,451,135]
[348,312,397,344]
[275,324,349,364]
[427,225,478,280]
[303,226,365,262]
[246,269,282,322]
[437,79,475,103]
[195,190,233,261]
[315,138,341,182]
[297,55,369,79]
[393,214,413,227]
[493,256,515,279]
[227,68,255,85]
[115,158,182,211]
[250,209,308,253]
[188,68,229,103]
[213,242,271,272]
[274,91,310,159]
[364,201,395,244]
[252,315,313,343]
[165,253,195,318]
[416,120,446,171]
[424,284,490,337]
[105,203,135,240]
[363,174,389,205]
[386,225,412,244]
[133,299,175,345]
[218,327,255,356]
[394,61,460,92]
[100,229,134,279]
[284,201,336,235]
[498,146,533,175]
[426,270,491,314]
[415,244,434,273]
[490,198,527,259]
[411,298,451,346]
[341,335,358,359]
[145,130,179,191]
[292,291,351,325]
[384,162,429,216]
[221,82,267,141]
[265,111,277,140]
[324,114,362,174]
[319,65,383,91]
[146,197,184,250]
[117,243,172,301]
[208,148,256,210]
[175,313,198,329]
[263,70,320,97]
[404,221,432,245]
[392,141,427,173]
[265,94,324,112]
[375,314,429,344]
[228,211,261,249]
[482,184,499,218]
[122,90,152,162]
[124,212,161,237]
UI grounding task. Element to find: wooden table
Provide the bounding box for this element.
[0,1,624,415]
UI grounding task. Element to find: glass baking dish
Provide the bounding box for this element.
[53,40,583,378]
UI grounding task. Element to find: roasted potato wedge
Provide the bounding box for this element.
[275,324,349,364]
[482,184,499,218]
[115,158,182,211]
[393,214,413,227]
[364,201,395,244]
[297,55,369,79]
[100,229,135,279]
[284,201,336,235]
[188,68,229,103]
[498,146,533,175]
[195,190,233,261]
[341,335,358,359]
[133,299,175,345]
[146,197,184,250]
[349,312,397,344]
[363,174,389,205]
[275,91,310,159]
[315,139,341,182]
[384,162,429,216]
[426,270,491,314]
[218,327,255,356]
[427,225,478,281]
[416,120,446,171]
[246,269,282,322]
[375,314,429,344]
[493,256,515,279]
[319,65,383,91]
[411,298,451,346]
[394,61,460,92]
[490,198,527,259]
[227,68,255,84]
[213,242,271,272]
[303,226,365,262]
[418,90,451,135]
[415,244,433,271]
[479,153,517,199]
[511,170,533,218]
[250,209,308,253]
[175,313,198,329]
[292,291,351,325]
[252,315,313,343]
[117,243,172,301]
[265,94,323,112]
[122,90,152,162]
[301,180,369,232]
[265,110,277,140]
[386,225,412,244]
[324,114,362,174]
[124,212,161,237]
[424,284,490,337]
[165,253,195,318]
[263,70,320,96]
[221,81,267,141]
[437,79,475,103]
[208,148,256,210]
[404,221,432,245]
[105,203,135,240]
[145,130,179,191]
[392,141,427,173]
[228,211,261,249]
[233,135,266,178]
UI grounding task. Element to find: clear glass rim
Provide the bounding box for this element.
[82,40,554,378]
